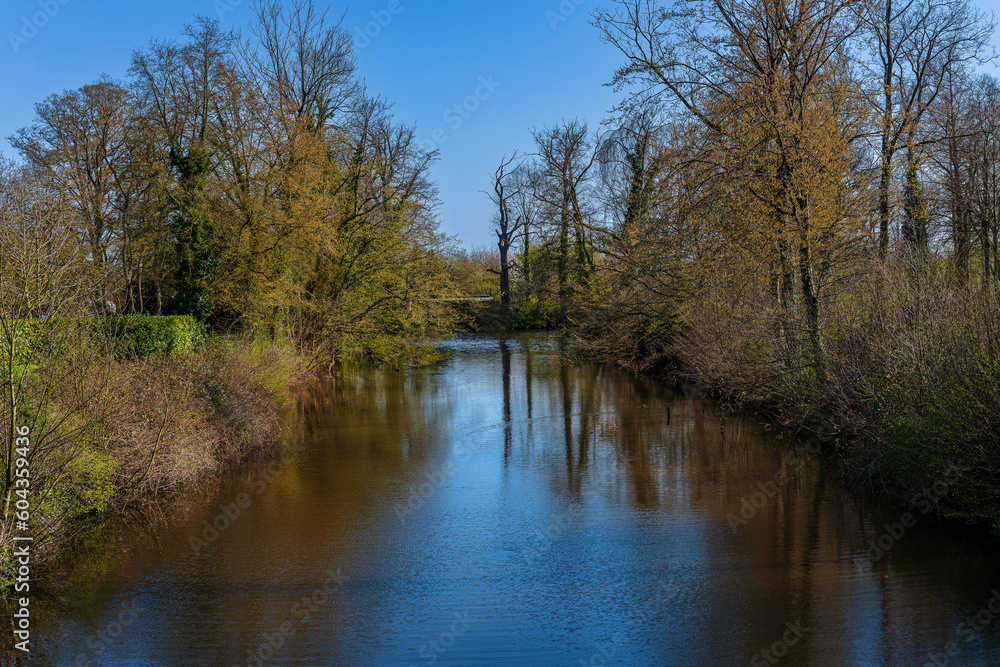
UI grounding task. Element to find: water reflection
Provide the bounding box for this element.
[23,333,1000,666]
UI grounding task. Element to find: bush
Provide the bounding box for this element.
[90,315,205,357]
[3,316,205,368]
[667,255,1000,528]
[508,297,558,330]
[0,318,45,367]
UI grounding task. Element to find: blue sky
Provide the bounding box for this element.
[0,0,624,249]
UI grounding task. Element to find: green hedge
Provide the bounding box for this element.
[95,315,205,357]
[1,316,204,364]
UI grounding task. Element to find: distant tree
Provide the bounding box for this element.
[966,75,1000,283]
[488,153,522,310]
[509,164,541,292]
[860,0,995,256]
[531,119,596,316]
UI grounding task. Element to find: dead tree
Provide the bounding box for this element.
[489,153,521,310]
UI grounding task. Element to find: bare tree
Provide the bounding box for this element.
[487,153,522,310]
[860,0,995,256]
[243,0,359,135]
[531,119,597,315]
[8,78,164,314]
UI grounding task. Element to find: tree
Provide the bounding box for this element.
[531,119,597,317]
[0,162,88,532]
[9,79,131,269]
[131,17,232,321]
[0,164,87,468]
[967,75,1000,283]
[860,0,994,256]
[509,164,541,292]
[243,0,359,135]
[9,79,168,314]
[595,0,869,377]
[586,112,704,368]
[488,153,522,310]
[597,103,670,263]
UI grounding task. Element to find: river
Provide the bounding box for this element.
[25,333,1000,666]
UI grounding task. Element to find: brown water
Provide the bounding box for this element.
[24,333,1000,666]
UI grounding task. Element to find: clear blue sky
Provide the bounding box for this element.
[0,0,624,249]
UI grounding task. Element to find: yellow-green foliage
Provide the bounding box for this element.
[221,337,307,403]
[0,318,44,367]
[39,447,118,527]
[509,297,558,331]
[97,315,205,357]
[3,316,204,366]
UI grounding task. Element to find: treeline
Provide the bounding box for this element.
[2,0,471,363]
[488,0,1000,525]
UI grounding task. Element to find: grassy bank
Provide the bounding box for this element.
[0,330,308,599]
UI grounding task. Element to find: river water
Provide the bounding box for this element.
[25,333,1000,666]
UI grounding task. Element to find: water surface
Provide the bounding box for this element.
[28,333,1000,666]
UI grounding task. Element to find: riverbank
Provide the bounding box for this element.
[581,260,1000,534]
[0,337,310,605]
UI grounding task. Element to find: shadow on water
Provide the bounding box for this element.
[13,332,1000,666]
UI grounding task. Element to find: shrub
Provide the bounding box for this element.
[509,297,558,330]
[93,315,206,357]
[0,318,44,367]
[3,316,205,368]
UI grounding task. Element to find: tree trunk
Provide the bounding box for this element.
[499,239,510,309]
[878,142,892,258]
[558,199,570,315]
